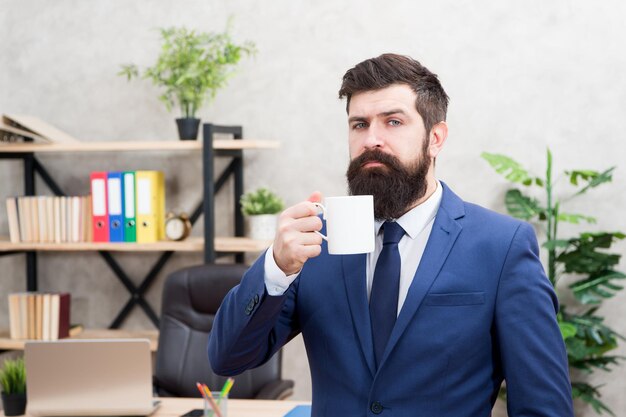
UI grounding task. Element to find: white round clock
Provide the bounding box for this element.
[165,212,192,241]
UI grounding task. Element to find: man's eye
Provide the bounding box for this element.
[353,122,367,129]
[388,120,401,126]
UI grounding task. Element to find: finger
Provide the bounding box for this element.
[289,215,323,233]
[300,244,322,259]
[307,191,323,203]
[298,231,324,246]
[281,200,320,220]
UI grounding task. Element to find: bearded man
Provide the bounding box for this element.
[209,54,573,417]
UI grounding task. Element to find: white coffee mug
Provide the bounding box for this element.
[314,195,375,255]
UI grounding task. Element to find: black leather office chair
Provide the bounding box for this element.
[153,263,294,399]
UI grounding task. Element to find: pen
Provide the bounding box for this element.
[202,384,224,417]
[220,377,235,398]
[196,382,209,401]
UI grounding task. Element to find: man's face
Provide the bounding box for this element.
[345,84,433,220]
[347,83,430,169]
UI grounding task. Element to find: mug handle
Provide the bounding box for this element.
[313,202,328,241]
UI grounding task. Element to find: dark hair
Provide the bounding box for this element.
[338,53,449,134]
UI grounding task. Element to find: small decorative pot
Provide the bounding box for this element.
[247,214,278,241]
[1,391,27,416]
[175,118,201,140]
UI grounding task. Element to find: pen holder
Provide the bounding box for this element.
[203,392,228,417]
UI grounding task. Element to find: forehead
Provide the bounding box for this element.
[348,84,417,116]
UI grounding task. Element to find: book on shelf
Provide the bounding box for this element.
[27,294,35,339]
[31,196,40,242]
[5,197,20,243]
[0,114,79,144]
[0,120,47,143]
[7,292,71,340]
[5,196,91,244]
[4,170,166,245]
[37,196,46,242]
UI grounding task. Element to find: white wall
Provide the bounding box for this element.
[1,1,624,414]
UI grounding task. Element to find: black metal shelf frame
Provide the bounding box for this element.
[0,124,246,329]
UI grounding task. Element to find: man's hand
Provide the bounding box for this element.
[273,191,324,275]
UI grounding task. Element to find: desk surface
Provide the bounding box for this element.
[157,398,308,417]
[0,398,310,417]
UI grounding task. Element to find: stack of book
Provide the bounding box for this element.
[0,113,79,144]
[5,196,92,243]
[7,292,71,340]
[90,171,165,243]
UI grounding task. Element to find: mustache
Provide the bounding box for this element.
[350,149,404,172]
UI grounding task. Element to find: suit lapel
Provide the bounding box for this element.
[342,253,376,376]
[378,183,464,368]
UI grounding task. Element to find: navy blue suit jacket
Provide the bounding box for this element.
[209,183,573,417]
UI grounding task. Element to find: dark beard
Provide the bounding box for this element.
[346,146,431,221]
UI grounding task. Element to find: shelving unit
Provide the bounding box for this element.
[0,124,278,330]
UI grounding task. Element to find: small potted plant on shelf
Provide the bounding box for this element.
[119,23,255,140]
[0,357,27,416]
[240,188,284,240]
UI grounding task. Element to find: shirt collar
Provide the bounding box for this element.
[374,180,443,239]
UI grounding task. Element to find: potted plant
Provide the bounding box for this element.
[119,24,255,140]
[482,149,625,415]
[0,357,26,416]
[240,188,284,240]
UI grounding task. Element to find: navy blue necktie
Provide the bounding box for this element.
[370,221,405,368]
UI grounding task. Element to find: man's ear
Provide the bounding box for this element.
[428,121,448,159]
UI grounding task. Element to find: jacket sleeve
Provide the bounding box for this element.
[495,222,574,417]
[208,251,301,376]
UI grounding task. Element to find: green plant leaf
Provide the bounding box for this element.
[117,64,139,80]
[543,239,571,250]
[559,321,578,340]
[0,357,26,394]
[571,382,615,416]
[568,167,615,197]
[569,271,626,304]
[563,308,624,347]
[481,153,540,185]
[557,212,597,225]
[568,170,598,186]
[504,189,545,220]
[556,232,624,275]
[240,188,284,215]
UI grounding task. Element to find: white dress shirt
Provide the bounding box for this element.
[264,181,443,316]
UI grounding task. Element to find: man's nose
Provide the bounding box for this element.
[363,123,384,148]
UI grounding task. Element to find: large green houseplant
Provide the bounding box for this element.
[119,24,255,140]
[482,150,625,415]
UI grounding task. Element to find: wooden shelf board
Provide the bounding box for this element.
[0,139,279,153]
[0,328,159,352]
[216,236,272,253]
[0,236,271,253]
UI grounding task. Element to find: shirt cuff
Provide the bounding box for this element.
[264,244,300,296]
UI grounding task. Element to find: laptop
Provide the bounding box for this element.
[25,339,160,416]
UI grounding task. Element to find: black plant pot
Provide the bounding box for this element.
[1,391,26,416]
[176,118,201,140]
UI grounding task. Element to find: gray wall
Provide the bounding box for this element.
[1,1,625,415]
